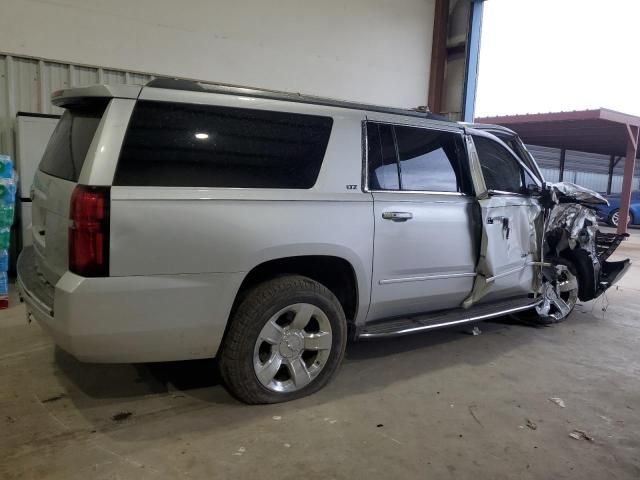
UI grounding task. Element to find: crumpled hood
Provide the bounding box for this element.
[549,182,609,206]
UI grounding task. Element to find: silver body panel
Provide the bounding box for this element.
[368,191,477,320]
[17,82,625,363]
[31,171,75,285]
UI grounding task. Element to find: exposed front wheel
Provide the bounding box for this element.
[532,259,579,325]
[219,275,347,404]
[517,259,579,325]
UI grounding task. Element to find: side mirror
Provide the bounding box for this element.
[527,183,541,195]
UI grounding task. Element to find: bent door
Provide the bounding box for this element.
[463,132,542,307]
[366,120,477,321]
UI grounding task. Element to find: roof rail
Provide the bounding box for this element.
[145,78,449,121]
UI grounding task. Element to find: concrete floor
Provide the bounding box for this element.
[2,230,640,479]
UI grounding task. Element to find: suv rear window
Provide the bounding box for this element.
[114,101,334,188]
[39,101,108,182]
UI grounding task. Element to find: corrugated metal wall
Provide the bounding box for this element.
[0,53,155,159]
[528,144,640,193]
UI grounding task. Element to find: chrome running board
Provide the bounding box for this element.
[357,297,541,339]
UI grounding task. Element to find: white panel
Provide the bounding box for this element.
[0,0,435,108]
[15,115,60,195]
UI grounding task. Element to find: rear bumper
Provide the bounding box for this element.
[17,247,244,363]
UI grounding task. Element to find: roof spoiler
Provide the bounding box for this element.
[51,84,142,108]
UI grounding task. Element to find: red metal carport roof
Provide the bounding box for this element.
[475,108,640,234]
[476,108,640,158]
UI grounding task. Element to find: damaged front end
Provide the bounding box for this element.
[543,182,630,301]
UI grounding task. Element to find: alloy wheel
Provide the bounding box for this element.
[253,303,333,393]
[536,266,579,322]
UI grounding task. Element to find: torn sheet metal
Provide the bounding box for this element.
[546,203,599,255]
[463,183,612,308]
[461,132,627,308]
[463,197,542,308]
[549,182,608,206]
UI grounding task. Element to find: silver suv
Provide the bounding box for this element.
[17,79,630,404]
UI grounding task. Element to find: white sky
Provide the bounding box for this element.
[475,0,640,118]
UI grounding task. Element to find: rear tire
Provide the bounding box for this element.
[219,275,347,404]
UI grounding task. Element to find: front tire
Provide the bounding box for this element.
[219,275,347,404]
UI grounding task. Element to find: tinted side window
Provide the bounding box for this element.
[39,101,108,182]
[395,126,464,192]
[472,136,523,193]
[115,101,333,188]
[367,123,399,190]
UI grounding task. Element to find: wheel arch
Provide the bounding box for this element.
[559,249,598,301]
[232,254,364,331]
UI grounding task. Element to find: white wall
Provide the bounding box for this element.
[0,0,435,108]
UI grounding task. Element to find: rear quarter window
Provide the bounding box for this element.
[114,101,334,188]
[39,101,108,182]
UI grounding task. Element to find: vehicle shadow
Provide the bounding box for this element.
[53,348,222,398]
[50,311,563,442]
[53,316,538,400]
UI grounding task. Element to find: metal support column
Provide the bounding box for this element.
[462,0,485,122]
[607,154,615,195]
[617,125,639,234]
[558,148,566,182]
[427,0,449,114]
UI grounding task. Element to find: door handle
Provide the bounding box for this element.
[382,211,413,222]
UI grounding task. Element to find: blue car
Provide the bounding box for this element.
[596,191,640,227]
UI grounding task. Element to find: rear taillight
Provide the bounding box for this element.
[69,185,110,277]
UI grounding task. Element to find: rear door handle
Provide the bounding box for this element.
[382,211,413,222]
